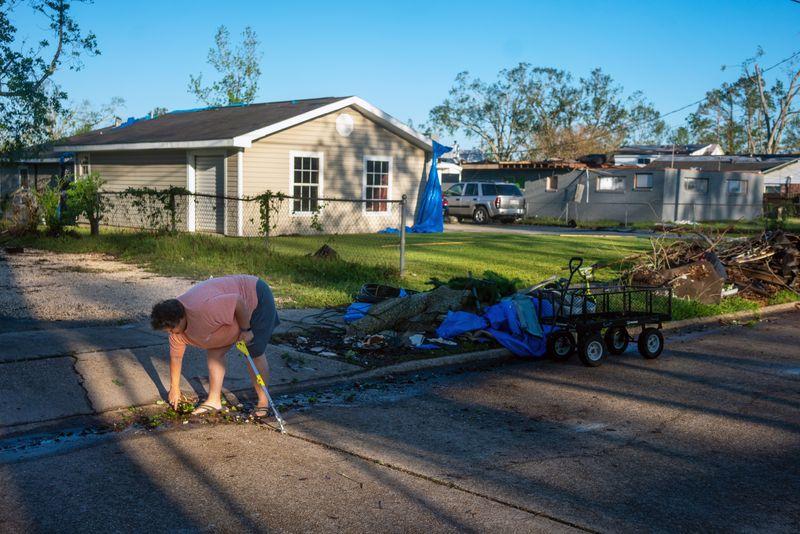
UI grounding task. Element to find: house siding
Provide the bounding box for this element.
[239,106,427,235]
[524,168,763,223]
[88,150,186,192]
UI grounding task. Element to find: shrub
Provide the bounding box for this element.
[120,186,190,233]
[36,180,66,235]
[67,172,108,236]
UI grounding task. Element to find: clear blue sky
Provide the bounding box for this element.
[16,0,800,146]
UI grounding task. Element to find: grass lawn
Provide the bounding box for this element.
[3,227,781,319]
[520,216,800,235]
[4,228,649,308]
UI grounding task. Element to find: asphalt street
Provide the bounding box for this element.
[2,310,798,533]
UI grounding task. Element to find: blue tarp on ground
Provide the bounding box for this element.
[435,296,555,358]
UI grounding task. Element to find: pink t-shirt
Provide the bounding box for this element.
[169,275,259,355]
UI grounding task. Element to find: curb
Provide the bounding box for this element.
[662,300,800,332]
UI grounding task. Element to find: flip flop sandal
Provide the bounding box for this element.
[192,404,221,415]
[252,406,270,418]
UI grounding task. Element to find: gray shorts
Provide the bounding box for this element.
[247,279,280,356]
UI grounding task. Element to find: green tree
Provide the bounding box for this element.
[0,0,98,152]
[67,172,106,235]
[47,96,125,139]
[684,50,800,154]
[188,25,262,106]
[428,63,665,161]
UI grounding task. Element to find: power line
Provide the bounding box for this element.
[471,48,800,159]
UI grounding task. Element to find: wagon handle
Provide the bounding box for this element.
[567,257,583,288]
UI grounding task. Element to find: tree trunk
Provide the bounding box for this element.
[90,218,100,236]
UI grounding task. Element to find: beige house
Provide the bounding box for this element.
[54,97,432,235]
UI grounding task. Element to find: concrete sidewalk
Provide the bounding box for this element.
[0,311,361,428]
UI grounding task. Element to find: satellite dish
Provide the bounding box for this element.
[336,113,354,137]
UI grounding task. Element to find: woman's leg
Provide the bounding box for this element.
[204,346,228,408]
[245,352,270,408]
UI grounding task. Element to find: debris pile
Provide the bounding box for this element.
[614,230,799,303]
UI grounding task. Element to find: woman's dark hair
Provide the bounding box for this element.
[150,299,185,330]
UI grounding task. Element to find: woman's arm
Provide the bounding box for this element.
[168,343,186,408]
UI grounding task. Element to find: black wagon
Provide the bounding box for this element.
[530,257,672,367]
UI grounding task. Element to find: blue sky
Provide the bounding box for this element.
[15,0,800,146]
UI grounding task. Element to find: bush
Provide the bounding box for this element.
[36,181,66,235]
[67,172,108,236]
[120,186,190,234]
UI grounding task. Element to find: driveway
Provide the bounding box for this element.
[2,310,798,532]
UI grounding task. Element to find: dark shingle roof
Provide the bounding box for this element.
[55,97,348,146]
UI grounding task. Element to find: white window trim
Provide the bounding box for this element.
[726,179,747,195]
[77,154,91,177]
[289,151,324,216]
[633,173,653,191]
[683,177,709,194]
[18,166,29,189]
[596,175,625,193]
[362,155,393,215]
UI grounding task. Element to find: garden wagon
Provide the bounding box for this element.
[531,257,673,367]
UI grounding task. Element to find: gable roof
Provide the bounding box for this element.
[54,96,432,152]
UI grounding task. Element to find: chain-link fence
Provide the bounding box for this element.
[97,191,409,273]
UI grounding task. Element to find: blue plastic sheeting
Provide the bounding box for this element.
[436,311,489,338]
[344,288,411,323]
[344,302,372,324]
[410,140,451,233]
[436,296,555,358]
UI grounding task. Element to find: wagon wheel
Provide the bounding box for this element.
[578,332,606,367]
[637,328,664,359]
[547,331,575,362]
[604,327,629,355]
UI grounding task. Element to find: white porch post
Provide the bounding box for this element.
[237,149,244,237]
[186,151,196,232]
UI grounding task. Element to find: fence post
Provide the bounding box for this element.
[400,194,407,276]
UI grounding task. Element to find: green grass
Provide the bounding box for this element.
[520,216,800,235]
[4,227,649,308]
[670,296,760,321]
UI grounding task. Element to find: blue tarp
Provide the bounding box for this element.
[410,140,451,233]
[379,141,451,235]
[435,296,555,358]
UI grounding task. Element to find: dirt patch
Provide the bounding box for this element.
[0,248,197,325]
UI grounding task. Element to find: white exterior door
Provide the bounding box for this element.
[195,156,225,233]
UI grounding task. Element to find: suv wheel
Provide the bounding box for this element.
[473,206,489,224]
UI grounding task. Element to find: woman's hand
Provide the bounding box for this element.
[167,388,182,409]
[238,329,254,344]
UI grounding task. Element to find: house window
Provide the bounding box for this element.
[683,177,708,193]
[727,179,747,195]
[364,157,391,212]
[19,167,29,188]
[637,157,651,165]
[79,155,90,176]
[634,173,653,191]
[546,176,558,192]
[765,185,782,194]
[291,153,322,214]
[597,176,625,192]
[441,173,460,183]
